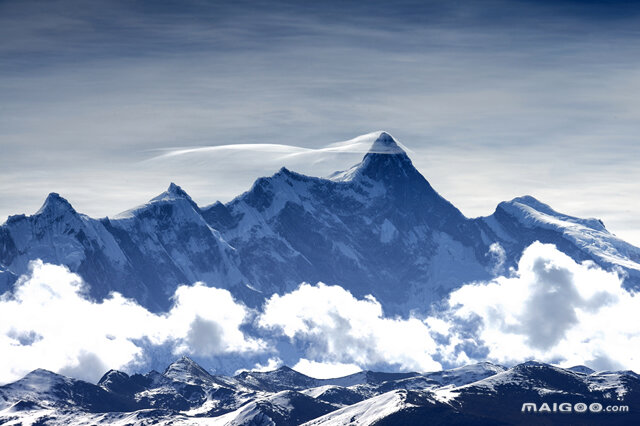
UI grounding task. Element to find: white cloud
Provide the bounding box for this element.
[5,242,640,385]
[259,283,442,373]
[0,261,265,384]
[258,243,640,374]
[293,359,362,379]
[237,357,284,375]
[166,284,265,356]
[440,242,640,371]
[487,242,506,275]
[152,131,412,161]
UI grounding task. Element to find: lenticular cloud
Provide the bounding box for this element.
[0,261,264,384]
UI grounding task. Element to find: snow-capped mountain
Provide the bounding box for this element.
[1,357,637,425]
[1,131,639,313]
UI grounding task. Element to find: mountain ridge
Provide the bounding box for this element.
[1,131,639,314]
[1,357,637,425]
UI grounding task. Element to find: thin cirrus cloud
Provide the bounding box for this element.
[1,0,639,247]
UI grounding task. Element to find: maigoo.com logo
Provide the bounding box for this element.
[522,402,629,413]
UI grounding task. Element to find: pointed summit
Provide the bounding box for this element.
[97,369,130,387]
[168,182,187,196]
[367,131,406,155]
[114,183,199,219]
[163,356,215,384]
[150,182,193,203]
[329,132,413,182]
[357,132,416,183]
[165,355,200,371]
[35,193,77,217]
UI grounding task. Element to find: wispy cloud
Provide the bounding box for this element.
[148,131,412,161]
[1,0,639,244]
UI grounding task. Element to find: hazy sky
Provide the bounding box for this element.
[1,0,640,245]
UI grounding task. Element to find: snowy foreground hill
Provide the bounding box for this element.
[0,357,637,425]
[1,132,639,314]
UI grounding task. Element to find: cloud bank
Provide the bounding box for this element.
[440,242,637,371]
[2,241,640,383]
[259,282,442,373]
[257,242,640,374]
[0,261,264,383]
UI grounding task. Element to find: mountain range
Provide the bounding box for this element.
[1,131,639,315]
[0,357,637,425]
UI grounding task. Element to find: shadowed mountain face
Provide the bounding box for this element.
[1,132,639,313]
[1,358,638,425]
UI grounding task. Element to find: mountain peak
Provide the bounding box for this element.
[98,369,129,386]
[368,131,406,155]
[497,195,607,232]
[150,183,193,203]
[167,182,190,198]
[25,368,61,378]
[329,132,414,182]
[356,132,417,183]
[163,356,214,383]
[35,193,76,217]
[277,365,296,373]
[113,183,198,219]
[507,195,553,213]
[568,365,596,375]
[168,182,186,194]
[166,355,198,369]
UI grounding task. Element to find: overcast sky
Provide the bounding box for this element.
[1,0,639,245]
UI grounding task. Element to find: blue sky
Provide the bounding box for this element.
[1,0,640,244]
